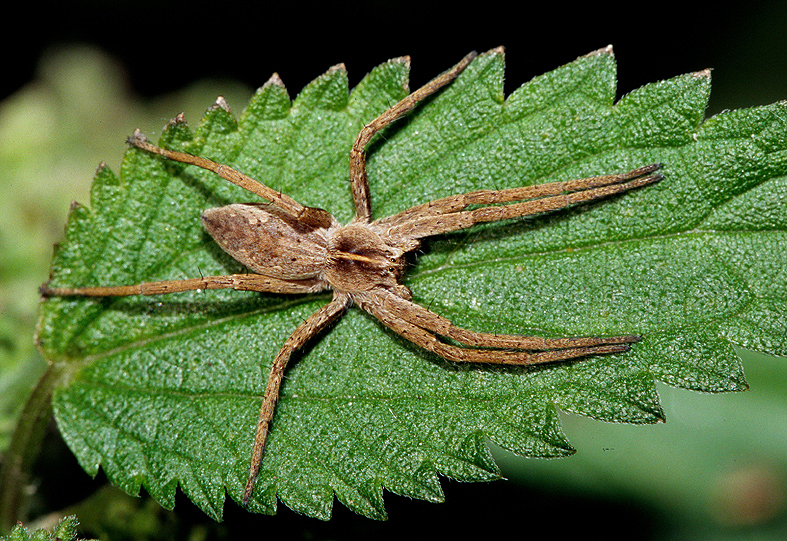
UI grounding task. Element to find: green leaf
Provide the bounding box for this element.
[1,515,88,541]
[36,47,784,521]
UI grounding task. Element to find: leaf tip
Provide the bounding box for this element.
[167,112,188,129]
[326,62,347,76]
[210,95,232,114]
[389,55,411,67]
[388,55,411,92]
[692,68,712,80]
[125,127,149,148]
[733,377,750,392]
[585,45,615,58]
[263,71,286,90]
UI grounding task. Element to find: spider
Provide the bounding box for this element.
[41,51,663,505]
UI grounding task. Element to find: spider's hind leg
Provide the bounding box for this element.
[355,290,638,367]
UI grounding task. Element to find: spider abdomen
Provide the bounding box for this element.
[202,203,331,280]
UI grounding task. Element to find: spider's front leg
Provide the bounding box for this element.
[127,130,334,228]
[349,51,479,223]
[378,164,664,239]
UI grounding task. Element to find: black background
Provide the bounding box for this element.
[6,2,787,116]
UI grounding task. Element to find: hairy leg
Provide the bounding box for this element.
[377,164,662,228]
[377,289,639,350]
[381,165,663,239]
[127,131,334,228]
[354,291,632,366]
[243,292,350,505]
[40,274,326,297]
[350,51,480,223]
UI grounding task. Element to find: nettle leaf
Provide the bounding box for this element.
[3,515,85,541]
[37,48,785,521]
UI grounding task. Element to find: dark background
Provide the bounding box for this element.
[6,1,787,115]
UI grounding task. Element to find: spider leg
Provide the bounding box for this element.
[378,289,639,350]
[378,164,661,228]
[127,131,333,228]
[243,292,350,506]
[354,291,633,366]
[40,274,326,297]
[350,51,479,223]
[380,164,663,239]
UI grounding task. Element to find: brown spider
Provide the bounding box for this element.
[41,51,663,505]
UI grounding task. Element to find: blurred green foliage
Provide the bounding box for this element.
[0,46,252,451]
[1,514,87,541]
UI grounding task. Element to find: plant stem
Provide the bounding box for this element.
[0,363,63,532]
